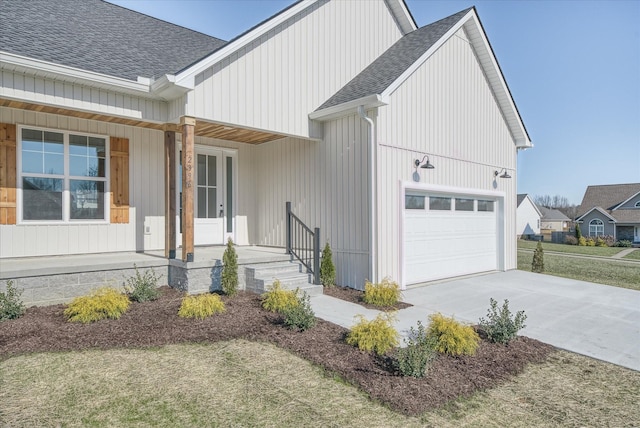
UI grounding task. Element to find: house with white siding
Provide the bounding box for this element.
[516,194,541,237]
[0,0,531,304]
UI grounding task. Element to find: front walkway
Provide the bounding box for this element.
[310,270,640,371]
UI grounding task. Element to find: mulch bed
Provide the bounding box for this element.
[0,287,554,416]
[323,285,413,311]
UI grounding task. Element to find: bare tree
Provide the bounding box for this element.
[533,194,578,220]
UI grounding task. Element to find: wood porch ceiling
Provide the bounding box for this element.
[0,98,285,144]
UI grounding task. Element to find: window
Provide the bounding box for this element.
[635,201,640,208]
[589,219,604,236]
[429,196,451,211]
[405,195,425,210]
[455,198,474,211]
[19,127,108,222]
[478,200,494,212]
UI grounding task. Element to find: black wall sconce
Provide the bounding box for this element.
[414,155,435,169]
[494,168,511,179]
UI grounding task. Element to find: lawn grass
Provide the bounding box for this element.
[517,240,624,257]
[623,249,640,260]
[517,251,640,291]
[1,341,638,427]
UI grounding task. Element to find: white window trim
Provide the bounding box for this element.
[635,201,640,208]
[17,125,110,225]
[589,218,604,237]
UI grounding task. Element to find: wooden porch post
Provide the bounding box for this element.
[181,116,196,262]
[164,125,177,259]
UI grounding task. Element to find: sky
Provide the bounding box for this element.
[108,0,640,205]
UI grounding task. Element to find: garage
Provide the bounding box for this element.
[402,190,502,286]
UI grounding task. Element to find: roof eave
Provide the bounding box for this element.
[309,94,388,121]
[0,51,153,97]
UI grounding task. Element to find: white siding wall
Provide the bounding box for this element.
[376,28,518,282]
[191,0,403,139]
[0,106,165,258]
[252,115,370,288]
[0,70,167,123]
[517,198,541,236]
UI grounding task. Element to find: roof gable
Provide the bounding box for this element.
[577,183,640,216]
[310,7,531,148]
[517,194,542,216]
[576,207,617,223]
[0,0,226,81]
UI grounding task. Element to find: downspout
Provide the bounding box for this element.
[357,105,377,284]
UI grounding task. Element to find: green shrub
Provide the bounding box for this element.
[346,312,399,355]
[281,292,316,331]
[427,313,479,356]
[363,277,401,307]
[124,265,160,302]
[64,287,130,323]
[478,298,527,344]
[320,242,336,287]
[575,223,582,240]
[222,238,239,296]
[395,321,438,377]
[595,237,607,247]
[178,293,225,319]
[532,241,544,273]
[578,236,587,246]
[0,280,26,322]
[585,237,596,247]
[261,280,299,313]
[615,240,632,248]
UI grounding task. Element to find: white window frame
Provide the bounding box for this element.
[589,218,604,236]
[635,201,640,208]
[17,125,110,224]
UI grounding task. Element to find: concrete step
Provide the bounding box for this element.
[246,261,306,278]
[246,260,323,297]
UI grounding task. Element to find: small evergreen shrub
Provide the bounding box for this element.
[578,236,587,246]
[564,235,578,245]
[178,293,226,319]
[281,292,316,331]
[346,312,399,355]
[64,287,130,323]
[363,277,401,307]
[427,313,479,356]
[595,237,607,247]
[0,280,26,322]
[615,240,632,248]
[395,321,438,377]
[585,237,596,247]
[575,223,582,240]
[261,280,299,313]
[478,298,527,344]
[124,265,160,302]
[532,241,544,273]
[320,242,336,287]
[222,238,239,296]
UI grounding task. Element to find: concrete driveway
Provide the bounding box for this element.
[311,270,640,371]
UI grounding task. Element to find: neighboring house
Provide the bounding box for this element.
[576,184,640,242]
[516,194,541,237]
[538,206,570,232]
[0,0,531,291]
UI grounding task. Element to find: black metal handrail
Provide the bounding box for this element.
[286,202,320,285]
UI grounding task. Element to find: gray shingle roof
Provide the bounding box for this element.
[0,0,227,81]
[316,7,472,111]
[538,206,570,222]
[577,183,640,223]
[517,194,528,207]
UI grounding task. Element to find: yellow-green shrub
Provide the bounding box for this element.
[427,313,480,356]
[346,312,399,355]
[261,280,299,313]
[578,236,587,246]
[64,287,130,323]
[178,293,225,319]
[363,277,401,307]
[586,238,596,247]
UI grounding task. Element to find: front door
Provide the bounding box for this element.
[635,226,639,242]
[177,146,235,246]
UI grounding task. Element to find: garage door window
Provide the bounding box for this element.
[455,198,474,211]
[478,200,494,212]
[405,195,425,209]
[430,196,451,210]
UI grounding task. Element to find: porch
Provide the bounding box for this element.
[0,245,322,307]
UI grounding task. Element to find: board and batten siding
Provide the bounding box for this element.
[375,27,518,282]
[190,0,403,139]
[0,70,167,123]
[252,114,371,289]
[0,106,166,258]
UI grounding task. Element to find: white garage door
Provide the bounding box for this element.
[403,193,498,285]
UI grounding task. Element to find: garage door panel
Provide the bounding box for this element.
[403,194,498,285]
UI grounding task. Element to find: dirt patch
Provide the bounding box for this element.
[0,287,553,416]
[323,285,413,311]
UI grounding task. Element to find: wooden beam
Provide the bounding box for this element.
[181,116,196,262]
[164,129,176,259]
